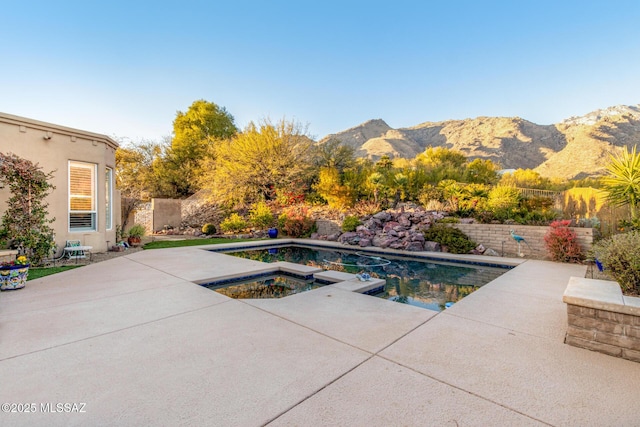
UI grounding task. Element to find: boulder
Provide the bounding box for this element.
[398,214,412,228]
[410,232,425,242]
[383,221,400,233]
[359,238,371,247]
[377,237,399,248]
[373,211,392,222]
[404,241,424,251]
[423,241,442,252]
[339,232,360,245]
[389,241,405,249]
[327,232,341,241]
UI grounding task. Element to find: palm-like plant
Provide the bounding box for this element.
[602,145,640,220]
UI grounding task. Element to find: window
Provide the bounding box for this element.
[105,167,113,230]
[69,161,96,231]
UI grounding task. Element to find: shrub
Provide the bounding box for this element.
[201,223,217,235]
[352,200,381,216]
[220,213,248,234]
[278,205,316,237]
[544,220,583,263]
[127,224,146,238]
[248,201,274,229]
[423,225,476,254]
[342,215,361,232]
[486,186,521,220]
[592,231,640,294]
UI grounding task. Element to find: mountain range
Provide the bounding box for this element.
[319,104,640,179]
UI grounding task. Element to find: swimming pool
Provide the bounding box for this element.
[202,272,326,299]
[218,245,509,311]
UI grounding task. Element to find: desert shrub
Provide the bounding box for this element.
[437,217,460,224]
[201,223,217,235]
[278,205,316,237]
[127,224,146,238]
[417,184,444,207]
[352,200,381,216]
[304,191,327,206]
[486,186,521,220]
[591,231,640,294]
[423,225,476,254]
[342,215,361,232]
[249,201,274,229]
[220,213,248,233]
[544,220,583,263]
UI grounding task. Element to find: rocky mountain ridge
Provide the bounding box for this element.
[319,104,640,179]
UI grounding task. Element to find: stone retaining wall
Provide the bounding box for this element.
[563,277,640,363]
[315,219,341,235]
[452,223,595,258]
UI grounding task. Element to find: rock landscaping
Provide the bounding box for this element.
[311,207,488,255]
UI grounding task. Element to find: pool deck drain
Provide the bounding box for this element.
[1,242,639,426]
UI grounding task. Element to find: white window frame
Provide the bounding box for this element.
[69,161,97,232]
[105,167,113,231]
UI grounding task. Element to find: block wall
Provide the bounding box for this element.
[452,223,595,258]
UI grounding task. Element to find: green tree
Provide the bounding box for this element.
[463,158,500,184]
[156,99,237,197]
[311,139,356,172]
[602,145,640,220]
[203,118,313,207]
[115,140,164,228]
[499,168,549,189]
[416,147,466,169]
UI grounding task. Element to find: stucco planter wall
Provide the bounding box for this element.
[563,277,640,362]
[453,223,595,258]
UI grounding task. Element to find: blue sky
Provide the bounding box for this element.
[2,1,640,143]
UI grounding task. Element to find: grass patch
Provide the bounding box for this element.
[28,266,82,281]
[143,238,258,250]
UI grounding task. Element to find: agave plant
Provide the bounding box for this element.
[602,145,640,220]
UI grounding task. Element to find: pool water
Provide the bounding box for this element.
[203,274,325,299]
[222,245,508,311]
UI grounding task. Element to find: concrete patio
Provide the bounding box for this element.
[1,242,639,426]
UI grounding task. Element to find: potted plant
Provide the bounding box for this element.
[127,224,146,247]
[0,255,30,291]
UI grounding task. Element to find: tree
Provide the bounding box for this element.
[416,147,466,169]
[202,118,313,207]
[463,158,500,184]
[602,145,640,220]
[313,167,354,209]
[311,139,356,172]
[156,100,237,197]
[0,153,55,265]
[499,168,549,189]
[115,140,164,229]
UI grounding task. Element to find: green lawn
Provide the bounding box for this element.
[28,265,82,281]
[143,237,258,250]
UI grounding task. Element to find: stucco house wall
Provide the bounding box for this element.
[0,113,120,253]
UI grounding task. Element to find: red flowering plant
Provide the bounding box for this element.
[0,255,29,268]
[544,220,584,263]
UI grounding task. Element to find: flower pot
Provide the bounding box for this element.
[268,228,278,238]
[0,264,29,291]
[128,236,142,247]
